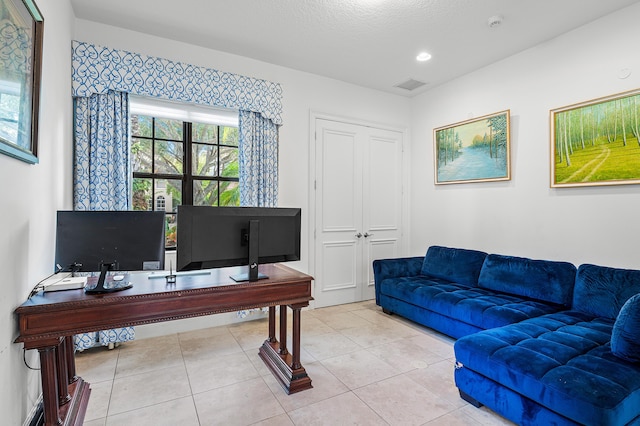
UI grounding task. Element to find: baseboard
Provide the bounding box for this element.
[24,395,44,426]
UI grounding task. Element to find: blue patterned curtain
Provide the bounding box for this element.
[73,90,135,351]
[74,91,130,210]
[239,110,279,207]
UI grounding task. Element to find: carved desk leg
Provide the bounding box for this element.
[291,304,303,370]
[268,306,277,343]
[55,340,71,406]
[63,335,79,383]
[259,303,312,394]
[279,305,288,355]
[38,345,62,426]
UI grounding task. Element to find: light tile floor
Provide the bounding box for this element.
[77,300,514,425]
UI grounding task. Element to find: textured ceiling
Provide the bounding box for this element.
[70,0,640,97]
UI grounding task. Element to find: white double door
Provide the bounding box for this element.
[313,118,404,308]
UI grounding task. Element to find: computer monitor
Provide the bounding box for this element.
[176,206,301,282]
[55,210,166,293]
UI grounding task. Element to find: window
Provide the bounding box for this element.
[156,195,166,211]
[130,99,240,248]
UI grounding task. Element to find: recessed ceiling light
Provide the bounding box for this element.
[416,52,432,62]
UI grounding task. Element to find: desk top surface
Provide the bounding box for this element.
[16,264,313,345]
[17,263,312,310]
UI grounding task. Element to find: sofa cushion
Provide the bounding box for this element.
[477,254,576,307]
[573,264,640,319]
[420,246,487,287]
[455,311,640,426]
[379,276,562,330]
[611,293,640,363]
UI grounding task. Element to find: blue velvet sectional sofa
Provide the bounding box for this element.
[373,246,640,426]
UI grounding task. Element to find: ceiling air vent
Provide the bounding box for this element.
[394,79,427,91]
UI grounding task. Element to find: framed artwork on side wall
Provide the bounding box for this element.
[0,0,44,164]
[551,88,640,187]
[434,110,511,185]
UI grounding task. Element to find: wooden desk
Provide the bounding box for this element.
[15,264,313,426]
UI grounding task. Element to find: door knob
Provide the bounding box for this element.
[364,232,373,238]
[355,233,363,238]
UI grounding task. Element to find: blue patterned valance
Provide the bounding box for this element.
[71,40,283,125]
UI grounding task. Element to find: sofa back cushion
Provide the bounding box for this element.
[611,293,640,362]
[573,263,640,319]
[478,254,576,306]
[420,246,487,287]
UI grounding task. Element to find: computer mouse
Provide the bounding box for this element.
[112,275,125,281]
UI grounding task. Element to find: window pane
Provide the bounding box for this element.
[131,114,152,137]
[165,213,177,249]
[0,92,19,143]
[192,143,218,176]
[193,123,218,143]
[193,180,218,206]
[219,181,240,206]
[155,118,183,140]
[220,147,239,178]
[155,141,183,174]
[220,126,239,146]
[132,178,152,211]
[154,178,182,213]
[131,137,152,173]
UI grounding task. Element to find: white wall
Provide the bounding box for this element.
[73,20,412,277]
[2,0,75,424]
[409,2,640,269]
[71,20,412,337]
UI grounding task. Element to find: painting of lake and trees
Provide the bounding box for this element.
[434,110,510,184]
[551,89,640,187]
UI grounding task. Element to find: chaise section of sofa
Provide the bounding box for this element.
[374,247,576,339]
[454,263,640,426]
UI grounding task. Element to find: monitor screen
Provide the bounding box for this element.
[55,211,166,293]
[176,206,301,281]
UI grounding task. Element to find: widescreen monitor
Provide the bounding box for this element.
[176,206,301,281]
[55,210,165,293]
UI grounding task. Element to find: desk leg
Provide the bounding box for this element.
[63,336,79,383]
[279,305,288,355]
[39,346,62,426]
[268,306,276,343]
[55,341,71,405]
[291,305,302,370]
[259,303,312,394]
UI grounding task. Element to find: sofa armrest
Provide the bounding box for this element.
[373,256,424,304]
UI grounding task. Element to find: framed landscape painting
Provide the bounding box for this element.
[551,88,640,187]
[434,110,511,185]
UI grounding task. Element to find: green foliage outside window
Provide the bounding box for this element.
[130,114,240,248]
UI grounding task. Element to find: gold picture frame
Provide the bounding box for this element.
[434,110,511,185]
[551,88,640,188]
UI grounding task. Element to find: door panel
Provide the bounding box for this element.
[362,128,403,300]
[364,238,399,300]
[319,240,360,306]
[321,129,359,232]
[314,118,402,307]
[366,133,402,231]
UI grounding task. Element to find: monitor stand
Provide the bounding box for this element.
[230,264,268,282]
[85,262,133,294]
[230,219,269,283]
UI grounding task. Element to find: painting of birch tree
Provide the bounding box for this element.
[551,89,640,187]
